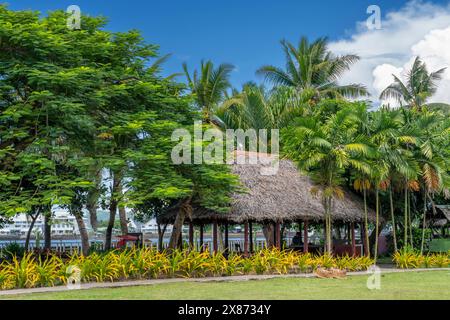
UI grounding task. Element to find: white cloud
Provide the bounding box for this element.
[329,0,450,106]
[372,64,403,95]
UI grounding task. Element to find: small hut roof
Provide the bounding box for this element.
[158,153,376,224]
[429,205,450,227]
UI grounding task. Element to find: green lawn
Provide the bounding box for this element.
[1,271,449,300]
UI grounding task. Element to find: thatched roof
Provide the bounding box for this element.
[158,153,376,225]
[429,205,450,227]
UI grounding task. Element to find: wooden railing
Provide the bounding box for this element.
[0,239,270,254]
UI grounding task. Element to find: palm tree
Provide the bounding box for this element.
[283,105,373,253]
[380,57,446,110]
[369,107,408,253]
[409,110,450,253]
[183,60,234,123]
[395,108,422,248]
[215,84,309,131]
[256,37,369,102]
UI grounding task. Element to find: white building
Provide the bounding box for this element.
[140,218,173,235]
[0,214,44,237]
[0,208,89,237]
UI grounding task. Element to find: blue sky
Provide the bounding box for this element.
[6,0,450,98]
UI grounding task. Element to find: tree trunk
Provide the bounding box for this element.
[117,180,128,234]
[86,168,101,232]
[351,222,356,256]
[168,199,190,250]
[199,224,204,251]
[118,205,128,234]
[374,189,380,263]
[420,191,427,254]
[324,197,333,253]
[73,210,90,256]
[218,224,224,251]
[105,170,122,250]
[24,213,39,252]
[44,212,52,250]
[369,221,386,256]
[212,221,218,253]
[404,184,408,248]
[87,201,98,232]
[168,209,185,250]
[157,222,167,251]
[363,186,370,257]
[389,188,398,252]
[408,191,413,248]
[262,223,274,247]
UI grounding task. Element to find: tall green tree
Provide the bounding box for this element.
[215,84,309,131]
[283,100,373,252]
[0,6,208,253]
[380,57,446,110]
[409,110,450,252]
[257,37,368,102]
[183,60,234,123]
[0,7,103,248]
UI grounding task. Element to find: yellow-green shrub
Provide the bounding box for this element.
[0,247,438,291]
[393,248,449,269]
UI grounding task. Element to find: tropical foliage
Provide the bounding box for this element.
[0,5,239,255]
[380,57,446,110]
[256,37,369,102]
[183,60,234,123]
[0,248,376,290]
[0,5,449,269]
[393,247,449,269]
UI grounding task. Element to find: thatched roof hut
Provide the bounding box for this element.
[428,205,450,227]
[158,154,375,225]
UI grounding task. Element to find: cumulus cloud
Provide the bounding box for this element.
[329,0,450,106]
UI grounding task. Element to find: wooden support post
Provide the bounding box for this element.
[244,222,249,257]
[273,222,277,248]
[224,222,229,257]
[275,222,281,249]
[351,222,356,257]
[188,222,194,250]
[199,224,204,252]
[347,223,351,242]
[213,221,218,254]
[249,222,253,254]
[303,220,309,253]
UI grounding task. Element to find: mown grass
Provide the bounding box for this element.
[1,271,449,300]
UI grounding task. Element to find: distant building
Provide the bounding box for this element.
[0,208,90,237]
[140,219,173,235]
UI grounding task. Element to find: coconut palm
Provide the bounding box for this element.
[368,107,408,253]
[380,57,446,110]
[256,37,369,102]
[183,60,234,122]
[215,84,310,131]
[395,109,423,248]
[409,110,450,253]
[283,104,374,253]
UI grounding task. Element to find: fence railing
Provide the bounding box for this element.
[0,238,273,254]
[0,238,342,254]
[0,240,118,254]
